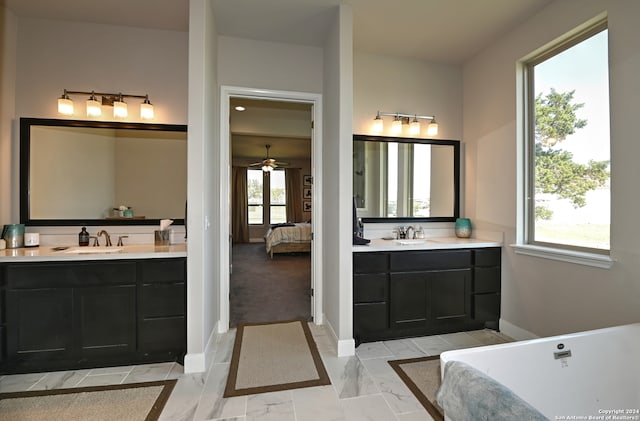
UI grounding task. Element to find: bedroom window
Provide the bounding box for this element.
[524,21,610,254]
[269,170,286,224]
[247,169,264,225]
[247,169,287,225]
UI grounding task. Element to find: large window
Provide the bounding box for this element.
[525,22,610,254]
[247,169,287,225]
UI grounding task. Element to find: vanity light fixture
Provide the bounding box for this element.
[113,96,128,118]
[57,91,74,115]
[372,111,439,136]
[140,96,154,120]
[57,89,154,120]
[86,92,102,117]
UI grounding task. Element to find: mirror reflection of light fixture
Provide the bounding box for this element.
[57,89,154,120]
[371,111,439,136]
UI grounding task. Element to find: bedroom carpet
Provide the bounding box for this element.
[230,243,311,327]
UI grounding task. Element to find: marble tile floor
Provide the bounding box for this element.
[0,326,511,421]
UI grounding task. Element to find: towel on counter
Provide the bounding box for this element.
[435,361,548,421]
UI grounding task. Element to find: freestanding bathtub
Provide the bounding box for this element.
[440,323,640,420]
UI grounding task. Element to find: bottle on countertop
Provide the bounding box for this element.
[79,227,90,246]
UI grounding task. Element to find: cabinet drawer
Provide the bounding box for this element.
[354,253,388,274]
[6,262,136,288]
[354,303,388,334]
[390,250,471,272]
[354,274,387,303]
[474,248,501,267]
[141,283,185,317]
[140,259,186,283]
[474,267,500,293]
[473,293,500,322]
[139,317,185,352]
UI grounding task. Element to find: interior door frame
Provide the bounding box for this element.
[219,85,323,332]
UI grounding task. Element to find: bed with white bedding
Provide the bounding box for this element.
[264,223,312,258]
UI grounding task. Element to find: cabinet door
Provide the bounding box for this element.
[354,303,388,336]
[6,288,73,360]
[390,273,429,329]
[76,285,136,357]
[430,269,472,323]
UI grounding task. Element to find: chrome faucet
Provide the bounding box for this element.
[398,226,415,239]
[96,230,112,246]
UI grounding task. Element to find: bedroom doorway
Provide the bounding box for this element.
[219,86,323,331]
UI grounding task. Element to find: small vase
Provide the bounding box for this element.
[455,218,472,238]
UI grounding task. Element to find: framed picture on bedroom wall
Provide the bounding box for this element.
[303,175,312,185]
[303,201,311,212]
[303,188,312,199]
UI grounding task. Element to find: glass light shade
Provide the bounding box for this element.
[372,115,384,133]
[409,118,421,135]
[86,98,102,117]
[262,165,273,172]
[140,102,154,120]
[427,121,438,136]
[391,117,403,135]
[58,97,74,115]
[113,100,128,118]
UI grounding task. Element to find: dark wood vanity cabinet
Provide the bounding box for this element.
[138,259,186,357]
[354,247,501,344]
[0,257,185,374]
[472,248,501,329]
[353,253,390,338]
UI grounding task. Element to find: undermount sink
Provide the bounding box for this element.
[393,239,428,245]
[61,247,123,254]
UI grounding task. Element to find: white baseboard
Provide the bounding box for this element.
[183,352,206,373]
[499,318,540,341]
[324,315,355,357]
[337,338,355,357]
[184,320,220,374]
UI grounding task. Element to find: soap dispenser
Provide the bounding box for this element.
[79,227,90,246]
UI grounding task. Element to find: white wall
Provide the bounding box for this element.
[0,6,17,226]
[353,52,463,140]
[185,0,219,373]
[322,5,354,355]
[464,0,640,337]
[14,18,187,124]
[3,17,188,225]
[218,36,323,93]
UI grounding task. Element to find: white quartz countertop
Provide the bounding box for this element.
[353,237,502,252]
[0,243,186,262]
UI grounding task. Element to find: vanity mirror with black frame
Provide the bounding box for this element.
[20,117,187,226]
[353,134,460,223]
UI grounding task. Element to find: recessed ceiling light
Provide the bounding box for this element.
[235,106,246,111]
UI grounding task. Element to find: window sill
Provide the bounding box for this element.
[510,244,614,269]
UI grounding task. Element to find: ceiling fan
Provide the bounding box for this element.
[249,144,289,172]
